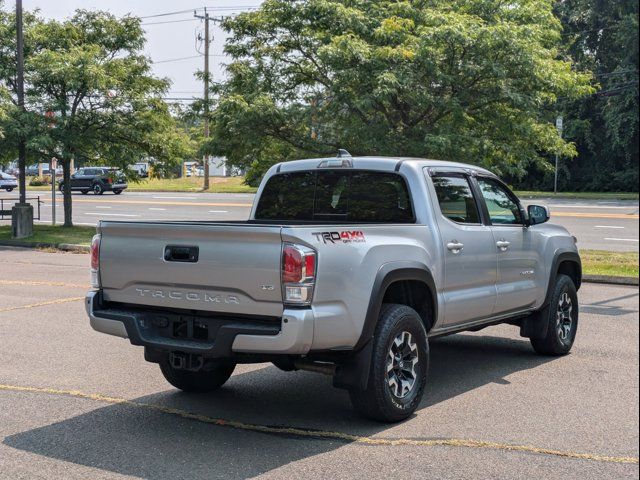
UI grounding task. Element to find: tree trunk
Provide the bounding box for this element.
[61,158,73,227]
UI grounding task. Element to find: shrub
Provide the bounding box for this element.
[29,176,51,186]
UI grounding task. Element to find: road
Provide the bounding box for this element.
[0,191,638,251]
[0,247,638,479]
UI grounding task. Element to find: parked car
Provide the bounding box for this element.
[0,171,18,192]
[59,167,128,195]
[87,152,581,422]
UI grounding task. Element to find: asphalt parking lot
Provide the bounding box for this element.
[0,246,638,479]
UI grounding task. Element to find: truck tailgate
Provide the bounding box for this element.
[98,222,284,317]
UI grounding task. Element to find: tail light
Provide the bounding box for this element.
[90,234,101,288]
[282,243,316,305]
[106,177,112,184]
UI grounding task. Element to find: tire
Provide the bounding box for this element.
[530,274,579,356]
[81,190,89,195]
[113,189,122,195]
[93,183,104,195]
[349,304,429,422]
[159,357,236,393]
[5,188,13,192]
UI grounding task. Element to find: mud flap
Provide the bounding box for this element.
[520,306,550,339]
[333,340,373,391]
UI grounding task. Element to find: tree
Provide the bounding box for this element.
[552,0,639,192]
[0,6,193,225]
[210,0,593,185]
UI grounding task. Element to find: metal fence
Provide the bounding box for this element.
[0,196,42,221]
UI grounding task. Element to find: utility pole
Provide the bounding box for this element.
[195,8,211,190]
[12,0,33,238]
[16,0,26,205]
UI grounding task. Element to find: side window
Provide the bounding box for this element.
[477,178,523,225]
[431,175,481,224]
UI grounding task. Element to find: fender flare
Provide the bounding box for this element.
[543,251,582,308]
[333,262,437,391]
[522,251,582,340]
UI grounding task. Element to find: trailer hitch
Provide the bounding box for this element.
[169,351,204,372]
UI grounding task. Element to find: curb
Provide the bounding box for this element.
[583,275,639,286]
[0,240,89,253]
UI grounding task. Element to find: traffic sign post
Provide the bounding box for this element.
[554,116,563,194]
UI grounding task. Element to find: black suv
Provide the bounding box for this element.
[58,168,128,195]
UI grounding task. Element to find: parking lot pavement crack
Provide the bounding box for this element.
[0,383,637,465]
[0,297,84,313]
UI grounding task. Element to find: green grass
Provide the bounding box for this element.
[580,250,639,278]
[516,191,639,201]
[0,225,96,247]
[25,176,257,193]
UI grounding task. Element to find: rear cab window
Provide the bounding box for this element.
[255,170,414,223]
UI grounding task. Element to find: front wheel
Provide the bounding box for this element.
[159,357,235,392]
[349,304,429,422]
[93,183,104,195]
[5,188,13,192]
[530,274,579,356]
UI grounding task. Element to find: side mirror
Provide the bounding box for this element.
[527,204,550,226]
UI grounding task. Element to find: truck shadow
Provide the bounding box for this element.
[5,332,555,479]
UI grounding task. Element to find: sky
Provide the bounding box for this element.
[21,0,263,102]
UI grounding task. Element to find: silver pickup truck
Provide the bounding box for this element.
[86,153,581,422]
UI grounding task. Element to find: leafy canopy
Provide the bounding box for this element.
[0,5,194,225]
[211,0,593,184]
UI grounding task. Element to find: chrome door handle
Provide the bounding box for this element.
[496,240,510,251]
[447,241,464,254]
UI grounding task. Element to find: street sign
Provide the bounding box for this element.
[556,116,563,135]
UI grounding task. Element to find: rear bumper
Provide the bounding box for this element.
[107,183,127,190]
[85,291,313,356]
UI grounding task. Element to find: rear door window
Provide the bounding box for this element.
[255,170,414,223]
[431,175,481,224]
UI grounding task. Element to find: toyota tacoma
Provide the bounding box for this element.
[86,153,581,422]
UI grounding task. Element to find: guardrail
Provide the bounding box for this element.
[0,196,43,221]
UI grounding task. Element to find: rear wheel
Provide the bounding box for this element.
[81,189,89,195]
[5,188,13,192]
[113,189,122,195]
[93,183,104,195]
[530,274,578,356]
[159,357,235,392]
[349,304,429,422]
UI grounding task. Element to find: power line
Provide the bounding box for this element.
[152,55,203,65]
[142,18,198,26]
[140,8,201,19]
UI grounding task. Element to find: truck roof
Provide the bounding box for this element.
[274,156,497,177]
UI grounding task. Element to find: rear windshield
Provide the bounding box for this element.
[255,170,414,223]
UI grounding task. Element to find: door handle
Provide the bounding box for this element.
[447,241,464,254]
[496,240,510,251]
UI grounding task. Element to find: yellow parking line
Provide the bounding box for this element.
[0,383,636,464]
[552,212,639,220]
[0,280,87,289]
[0,297,84,313]
[71,199,253,208]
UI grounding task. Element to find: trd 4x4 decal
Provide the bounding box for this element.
[312,231,366,244]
